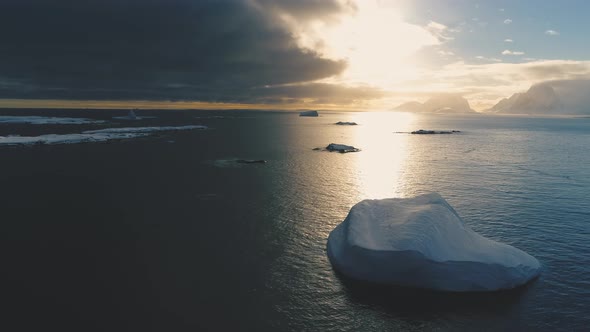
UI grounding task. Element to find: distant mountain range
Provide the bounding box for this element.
[394,95,475,113]
[394,79,590,115]
[484,83,563,114]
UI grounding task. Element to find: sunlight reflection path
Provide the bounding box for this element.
[352,112,415,200]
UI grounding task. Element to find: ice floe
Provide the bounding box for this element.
[325,143,360,153]
[411,129,461,134]
[0,125,208,146]
[83,125,207,134]
[0,116,105,125]
[327,193,541,291]
[0,133,146,145]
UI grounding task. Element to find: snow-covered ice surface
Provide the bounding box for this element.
[0,133,147,145]
[0,125,207,146]
[0,116,105,125]
[327,193,541,291]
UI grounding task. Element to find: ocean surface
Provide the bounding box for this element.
[2,109,589,331]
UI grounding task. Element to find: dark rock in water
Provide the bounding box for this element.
[299,110,319,117]
[335,121,358,125]
[326,143,360,153]
[411,129,461,135]
[235,159,267,164]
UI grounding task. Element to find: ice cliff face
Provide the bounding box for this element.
[327,193,541,291]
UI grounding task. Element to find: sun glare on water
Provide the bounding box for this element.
[351,111,415,200]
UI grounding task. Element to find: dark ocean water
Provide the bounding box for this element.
[2,109,589,331]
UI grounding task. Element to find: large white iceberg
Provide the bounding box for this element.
[327,193,541,291]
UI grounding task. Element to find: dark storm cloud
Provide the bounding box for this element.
[0,0,353,102]
[251,0,356,21]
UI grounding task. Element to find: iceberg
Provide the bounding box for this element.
[299,110,319,117]
[327,193,541,291]
[325,143,360,153]
[112,109,156,120]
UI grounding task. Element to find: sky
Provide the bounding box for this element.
[1,0,590,111]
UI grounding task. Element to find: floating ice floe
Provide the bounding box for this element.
[299,110,319,117]
[411,129,461,134]
[325,143,360,153]
[0,125,208,146]
[83,125,207,134]
[327,193,541,291]
[0,133,146,145]
[0,116,105,125]
[335,121,358,125]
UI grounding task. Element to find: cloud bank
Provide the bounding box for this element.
[0,0,377,104]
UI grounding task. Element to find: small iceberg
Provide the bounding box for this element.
[327,193,541,291]
[112,109,156,120]
[411,129,461,135]
[325,143,360,153]
[335,121,358,126]
[299,110,319,117]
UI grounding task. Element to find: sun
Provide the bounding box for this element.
[294,1,438,88]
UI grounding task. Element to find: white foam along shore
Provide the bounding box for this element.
[0,125,208,146]
[0,116,105,125]
[327,193,541,291]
